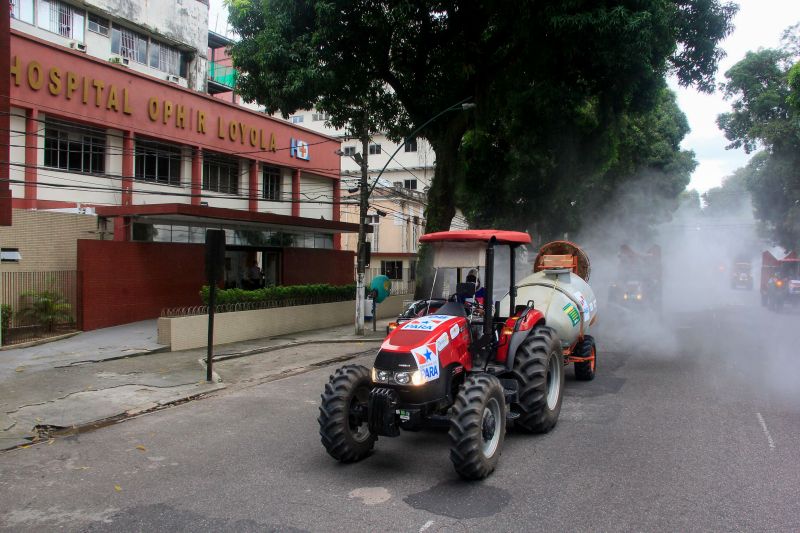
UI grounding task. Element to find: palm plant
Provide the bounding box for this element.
[18,290,73,332]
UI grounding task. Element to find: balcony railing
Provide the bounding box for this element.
[208,62,237,89]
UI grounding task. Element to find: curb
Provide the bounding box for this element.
[0,383,226,453]
[211,337,383,362]
[0,331,82,351]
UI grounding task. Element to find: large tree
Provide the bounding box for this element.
[227,0,735,234]
[717,30,800,250]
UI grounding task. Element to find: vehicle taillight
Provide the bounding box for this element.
[387,322,399,332]
[776,280,784,288]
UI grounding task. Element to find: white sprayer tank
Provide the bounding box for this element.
[500,268,598,348]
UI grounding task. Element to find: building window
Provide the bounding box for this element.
[135,139,182,186]
[311,112,330,122]
[43,119,105,174]
[404,138,418,152]
[409,261,417,281]
[37,0,85,41]
[381,260,403,280]
[0,248,22,263]
[87,13,108,35]
[10,0,35,24]
[404,179,417,190]
[111,24,147,64]
[343,146,356,157]
[368,144,381,155]
[366,214,380,225]
[290,115,304,124]
[262,166,281,201]
[202,152,239,195]
[149,40,185,77]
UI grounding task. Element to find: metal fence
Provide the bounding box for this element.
[0,271,79,346]
[162,295,352,318]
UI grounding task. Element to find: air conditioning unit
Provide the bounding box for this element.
[108,56,129,66]
[69,41,87,52]
[166,75,180,83]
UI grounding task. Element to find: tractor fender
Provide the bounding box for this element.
[505,309,545,371]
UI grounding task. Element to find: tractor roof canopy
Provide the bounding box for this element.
[420,230,531,269]
[420,230,531,245]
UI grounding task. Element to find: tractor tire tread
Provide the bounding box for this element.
[317,364,376,463]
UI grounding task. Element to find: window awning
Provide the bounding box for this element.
[95,203,369,234]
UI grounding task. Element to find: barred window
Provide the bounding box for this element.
[311,112,330,122]
[369,144,381,155]
[135,139,182,186]
[404,138,418,152]
[381,261,403,280]
[44,119,105,174]
[149,40,184,77]
[111,25,147,64]
[37,0,84,41]
[203,152,240,195]
[262,166,281,201]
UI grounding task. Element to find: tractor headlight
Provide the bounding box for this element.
[636,294,642,301]
[623,293,629,300]
[394,371,411,385]
[371,368,390,383]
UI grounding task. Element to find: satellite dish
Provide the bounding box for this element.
[369,275,392,303]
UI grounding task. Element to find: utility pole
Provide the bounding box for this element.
[354,125,369,335]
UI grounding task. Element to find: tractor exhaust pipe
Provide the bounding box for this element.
[484,238,495,339]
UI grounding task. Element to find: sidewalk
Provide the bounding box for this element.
[0,318,390,450]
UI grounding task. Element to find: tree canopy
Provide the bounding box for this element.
[717,27,800,251]
[227,0,735,234]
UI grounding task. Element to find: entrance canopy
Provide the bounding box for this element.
[95,203,367,235]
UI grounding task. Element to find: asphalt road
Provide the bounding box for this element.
[1,288,798,532]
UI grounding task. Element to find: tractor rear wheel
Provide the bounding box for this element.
[574,335,596,381]
[449,373,507,480]
[510,325,564,433]
[318,364,376,462]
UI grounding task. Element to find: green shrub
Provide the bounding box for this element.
[200,284,357,306]
[17,290,73,332]
[0,304,11,336]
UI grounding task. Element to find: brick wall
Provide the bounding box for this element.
[78,240,206,330]
[0,210,99,271]
[282,248,355,286]
[79,241,356,330]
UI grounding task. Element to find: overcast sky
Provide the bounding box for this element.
[209,0,800,194]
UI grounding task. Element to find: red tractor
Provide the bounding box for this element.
[318,230,598,479]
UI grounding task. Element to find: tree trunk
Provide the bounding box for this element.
[415,124,466,298]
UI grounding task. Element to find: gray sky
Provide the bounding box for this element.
[209,0,800,194]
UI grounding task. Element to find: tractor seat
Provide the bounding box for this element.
[435,301,467,317]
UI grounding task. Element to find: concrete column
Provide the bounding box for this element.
[249,160,258,211]
[24,108,38,208]
[291,169,300,217]
[191,146,202,205]
[113,217,128,241]
[121,131,134,206]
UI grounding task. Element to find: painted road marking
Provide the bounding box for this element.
[419,520,434,532]
[756,412,776,450]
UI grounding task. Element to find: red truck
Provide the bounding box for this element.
[761,250,800,310]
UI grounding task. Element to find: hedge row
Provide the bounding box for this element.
[200,284,357,306]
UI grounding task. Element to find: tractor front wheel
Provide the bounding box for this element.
[318,364,376,462]
[574,335,596,381]
[449,373,507,480]
[510,325,564,433]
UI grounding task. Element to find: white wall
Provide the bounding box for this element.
[9,109,27,201]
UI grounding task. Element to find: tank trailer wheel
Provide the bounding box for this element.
[318,364,376,462]
[510,325,565,433]
[574,335,597,381]
[448,373,507,480]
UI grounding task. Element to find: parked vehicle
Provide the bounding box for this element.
[318,231,598,479]
[761,251,800,310]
